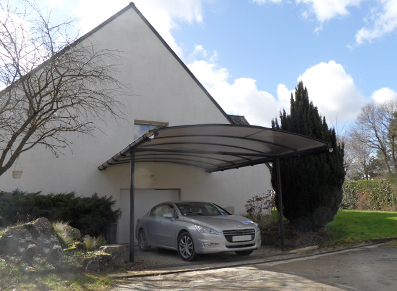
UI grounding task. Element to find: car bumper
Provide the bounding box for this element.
[193,231,262,254]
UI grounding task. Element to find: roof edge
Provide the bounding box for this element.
[129,3,234,125]
[1,3,234,125]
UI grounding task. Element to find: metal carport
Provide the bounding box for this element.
[98,124,332,262]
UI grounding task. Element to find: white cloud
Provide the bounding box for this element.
[296,0,363,22]
[208,78,281,127]
[252,0,397,45]
[297,60,366,123]
[187,48,367,127]
[187,48,290,127]
[187,46,228,88]
[371,87,397,103]
[355,0,397,44]
[252,0,283,4]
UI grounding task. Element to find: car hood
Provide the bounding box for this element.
[183,215,256,230]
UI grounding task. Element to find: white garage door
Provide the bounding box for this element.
[118,189,180,244]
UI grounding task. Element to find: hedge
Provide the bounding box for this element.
[0,190,121,237]
[340,180,397,211]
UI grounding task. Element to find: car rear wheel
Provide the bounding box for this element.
[177,232,197,261]
[138,229,150,252]
[235,250,254,256]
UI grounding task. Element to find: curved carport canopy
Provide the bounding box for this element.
[98,124,332,261]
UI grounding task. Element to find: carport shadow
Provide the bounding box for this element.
[134,245,280,270]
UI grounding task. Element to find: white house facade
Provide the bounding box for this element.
[0,3,271,244]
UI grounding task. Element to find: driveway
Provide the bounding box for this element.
[125,243,287,273]
[112,244,397,290]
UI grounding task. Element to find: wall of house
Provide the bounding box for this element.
[0,6,271,226]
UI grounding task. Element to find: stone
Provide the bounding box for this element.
[83,253,115,272]
[24,217,55,239]
[46,245,64,267]
[35,233,62,256]
[21,244,36,265]
[65,225,81,240]
[0,217,65,269]
[0,227,35,255]
[100,245,128,266]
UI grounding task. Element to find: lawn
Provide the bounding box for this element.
[0,253,123,291]
[324,210,397,246]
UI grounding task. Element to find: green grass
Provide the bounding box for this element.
[324,210,397,247]
[0,254,124,291]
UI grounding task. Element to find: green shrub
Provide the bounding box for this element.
[341,180,397,211]
[245,191,275,222]
[0,190,121,237]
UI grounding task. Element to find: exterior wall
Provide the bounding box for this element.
[0,6,271,218]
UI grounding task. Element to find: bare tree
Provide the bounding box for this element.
[349,101,397,176]
[344,134,386,180]
[0,1,125,176]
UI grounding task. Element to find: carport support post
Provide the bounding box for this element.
[276,157,285,251]
[129,150,135,262]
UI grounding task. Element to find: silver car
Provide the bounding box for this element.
[135,201,261,261]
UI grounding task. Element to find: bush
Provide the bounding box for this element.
[245,191,275,222]
[0,190,121,237]
[341,179,396,211]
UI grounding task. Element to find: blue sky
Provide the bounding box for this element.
[13,0,397,130]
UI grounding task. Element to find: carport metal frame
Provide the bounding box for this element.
[98,124,332,262]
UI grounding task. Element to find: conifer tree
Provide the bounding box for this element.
[271,81,345,231]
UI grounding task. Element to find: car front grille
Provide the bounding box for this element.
[223,228,255,243]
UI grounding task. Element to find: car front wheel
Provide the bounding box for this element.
[138,229,150,252]
[177,232,197,261]
[235,250,254,256]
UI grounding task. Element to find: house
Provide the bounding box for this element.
[0,3,271,244]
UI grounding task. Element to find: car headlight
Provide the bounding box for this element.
[254,222,260,232]
[194,225,219,235]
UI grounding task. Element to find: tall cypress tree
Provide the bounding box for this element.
[271,81,345,231]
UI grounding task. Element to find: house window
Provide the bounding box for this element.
[134,120,168,139]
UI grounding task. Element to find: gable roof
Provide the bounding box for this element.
[2,3,234,123]
[61,2,236,125]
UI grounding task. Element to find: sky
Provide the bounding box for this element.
[8,0,397,131]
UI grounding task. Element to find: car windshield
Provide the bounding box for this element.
[175,202,230,216]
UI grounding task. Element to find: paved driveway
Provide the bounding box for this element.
[112,245,397,290]
[129,243,286,272]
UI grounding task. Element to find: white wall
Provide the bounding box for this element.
[0,6,271,217]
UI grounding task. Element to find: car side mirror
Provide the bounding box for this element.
[163,213,173,219]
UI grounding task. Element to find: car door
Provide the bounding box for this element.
[155,204,179,248]
[145,205,163,245]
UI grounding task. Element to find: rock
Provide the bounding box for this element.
[46,245,64,267]
[21,244,36,265]
[100,245,128,267]
[24,217,55,240]
[0,217,64,268]
[83,253,114,272]
[0,227,35,254]
[22,218,62,256]
[35,233,62,256]
[64,225,81,240]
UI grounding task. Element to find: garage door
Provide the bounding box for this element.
[118,189,180,244]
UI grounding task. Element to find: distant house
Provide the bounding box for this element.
[0,3,270,244]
